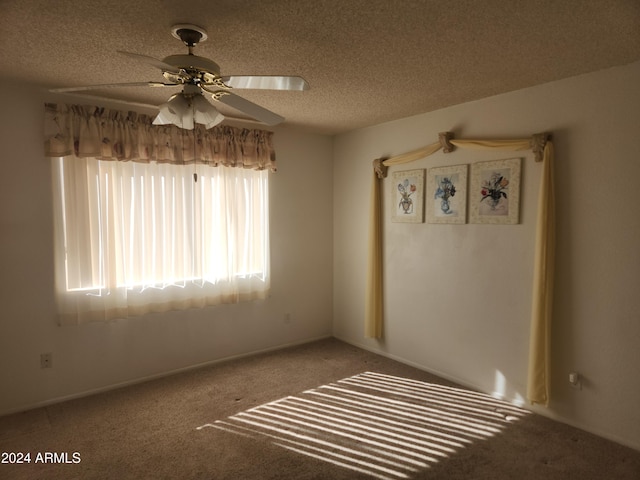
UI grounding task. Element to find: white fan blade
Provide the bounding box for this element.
[220,75,309,91]
[50,82,177,93]
[206,89,284,125]
[117,51,181,73]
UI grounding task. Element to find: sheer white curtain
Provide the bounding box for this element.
[52,156,270,325]
[45,103,275,325]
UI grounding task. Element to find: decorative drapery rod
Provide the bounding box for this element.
[372,131,551,179]
[373,157,388,179]
[438,131,455,153]
[530,132,551,162]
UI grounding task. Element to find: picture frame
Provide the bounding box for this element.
[426,164,468,224]
[469,158,521,224]
[391,169,425,223]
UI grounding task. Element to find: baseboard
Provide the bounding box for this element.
[334,335,640,453]
[0,334,332,418]
[332,335,495,396]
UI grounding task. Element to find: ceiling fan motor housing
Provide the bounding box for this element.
[161,54,221,75]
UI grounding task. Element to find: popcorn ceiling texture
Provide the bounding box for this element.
[0,0,639,135]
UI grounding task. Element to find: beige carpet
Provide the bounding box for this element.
[1,338,639,479]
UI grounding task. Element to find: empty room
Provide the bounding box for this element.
[1,1,639,479]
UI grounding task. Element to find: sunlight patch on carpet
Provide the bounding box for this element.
[198,371,530,480]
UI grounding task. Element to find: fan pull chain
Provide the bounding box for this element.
[193,120,198,182]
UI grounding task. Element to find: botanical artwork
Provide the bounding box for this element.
[426,164,468,224]
[391,169,425,223]
[469,158,521,224]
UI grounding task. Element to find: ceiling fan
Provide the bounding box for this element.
[50,24,309,128]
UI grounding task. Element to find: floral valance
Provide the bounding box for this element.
[44,103,277,171]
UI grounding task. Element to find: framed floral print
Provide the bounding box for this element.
[426,164,468,224]
[391,169,425,223]
[469,158,521,224]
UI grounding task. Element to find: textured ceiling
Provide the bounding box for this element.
[0,0,639,135]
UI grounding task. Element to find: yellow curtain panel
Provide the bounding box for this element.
[365,132,554,406]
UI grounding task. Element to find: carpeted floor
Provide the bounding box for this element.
[1,337,639,479]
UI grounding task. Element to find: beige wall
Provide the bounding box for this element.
[0,84,334,414]
[332,61,640,450]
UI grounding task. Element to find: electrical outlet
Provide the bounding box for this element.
[40,352,52,369]
[569,371,581,389]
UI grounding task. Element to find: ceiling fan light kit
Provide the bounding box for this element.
[153,84,224,130]
[51,24,309,129]
[192,95,224,129]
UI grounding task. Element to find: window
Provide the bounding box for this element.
[52,156,270,324]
